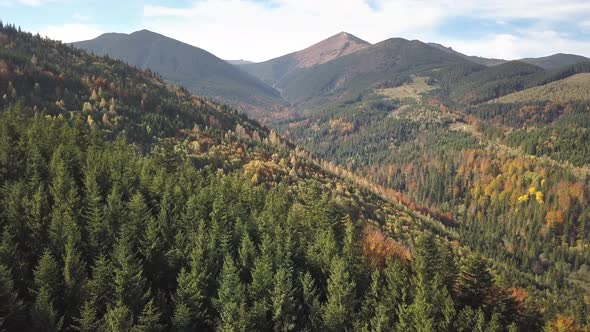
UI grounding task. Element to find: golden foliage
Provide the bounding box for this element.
[545,314,583,332]
[361,226,411,269]
[518,194,529,203]
[546,210,565,228]
[329,118,354,135]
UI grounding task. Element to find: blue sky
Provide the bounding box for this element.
[2,0,590,61]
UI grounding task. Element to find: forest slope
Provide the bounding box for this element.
[0,23,558,331]
[73,30,287,121]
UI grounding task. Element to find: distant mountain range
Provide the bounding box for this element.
[238,32,371,88]
[73,30,286,118]
[427,42,506,66]
[73,29,590,119]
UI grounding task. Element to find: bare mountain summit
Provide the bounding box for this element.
[239,32,370,87]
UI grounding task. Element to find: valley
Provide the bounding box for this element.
[1,12,590,331]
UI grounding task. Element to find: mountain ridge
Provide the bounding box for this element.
[73,29,287,120]
[239,31,371,88]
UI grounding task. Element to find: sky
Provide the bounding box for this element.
[1,0,590,62]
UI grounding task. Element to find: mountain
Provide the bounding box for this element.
[428,43,590,70]
[3,22,590,330]
[492,72,590,104]
[520,53,590,69]
[0,22,490,331]
[443,60,545,104]
[272,32,590,329]
[428,42,507,66]
[271,37,473,105]
[73,29,286,119]
[239,32,371,88]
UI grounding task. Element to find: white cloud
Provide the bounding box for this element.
[0,0,62,6]
[40,23,104,43]
[139,0,590,61]
[17,0,59,6]
[438,29,590,60]
[141,0,450,61]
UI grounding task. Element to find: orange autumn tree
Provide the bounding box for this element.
[361,226,411,268]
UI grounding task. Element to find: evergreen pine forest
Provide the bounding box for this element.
[1,20,590,332]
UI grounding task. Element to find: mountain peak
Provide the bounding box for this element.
[129,29,163,39]
[290,31,370,68]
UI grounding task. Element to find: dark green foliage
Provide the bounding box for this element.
[0,24,562,331]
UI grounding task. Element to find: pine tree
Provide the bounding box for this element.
[382,258,409,324]
[105,302,133,332]
[86,255,115,317]
[31,250,63,330]
[360,270,387,330]
[395,295,413,332]
[113,231,147,317]
[173,242,210,330]
[133,298,163,332]
[33,249,61,298]
[83,166,110,258]
[217,256,247,331]
[238,232,256,282]
[124,192,151,252]
[474,308,486,332]
[410,234,439,332]
[322,257,356,331]
[271,266,296,331]
[78,300,100,332]
[454,306,476,332]
[0,264,24,331]
[306,228,338,277]
[32,287,64,332]
[341,215,364,284]
[455,253,493,311]
[300,272,322,331]
[63,236,88,327]
[249,253,273,330]
[487,312,502,332]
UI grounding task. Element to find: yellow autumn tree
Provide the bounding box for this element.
[545,314,582,332]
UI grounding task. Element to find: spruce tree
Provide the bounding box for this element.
[217,256,247,332]
[133,298,163,332]
[271,266,297,331]
[113,231,147,317]
[322,257,356,331]
[455,253,493,310]
[249,253,273,330]
[63,236,88,328]
[300,272,322,331]
[78,300,100,332]
[86,255,115,317]
[31,250,63,331]
[105,302,133,332]
[0,264,24,330]
[173,243,210,330]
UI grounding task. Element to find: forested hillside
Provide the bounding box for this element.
[73,30,287,122]
[276,42,590,331]
[0,23,572,331]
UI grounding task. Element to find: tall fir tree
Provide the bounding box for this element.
[217,256,248,332]
[322,257,356,331]
[271,266,297,332]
